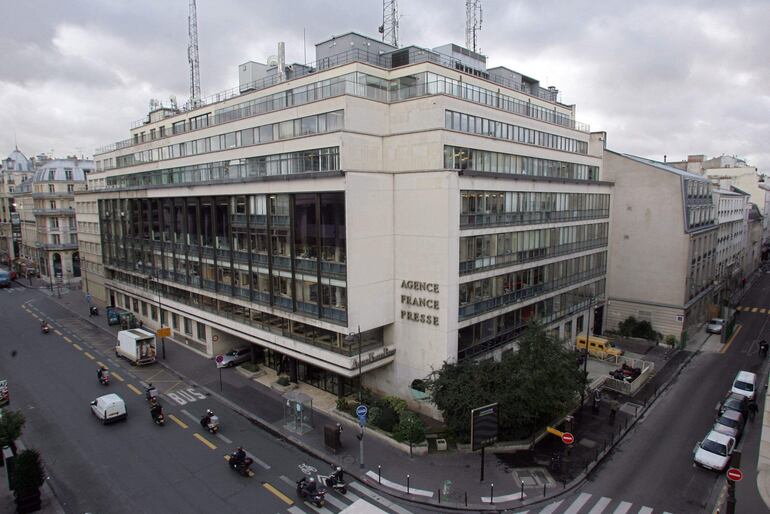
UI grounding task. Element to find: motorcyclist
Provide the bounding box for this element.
[146,383,157,400]
[97,367,106,380]
[760,339,768,356]
[231,447,246,467]
[330,466,344,484]
[150,402,163,420]
[203,409,214,425]
[302,477,318,495]
[41,320,49,330]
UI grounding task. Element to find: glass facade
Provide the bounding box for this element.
[460,190,610,228]
[445,145,599,181]
[99,192,347,324]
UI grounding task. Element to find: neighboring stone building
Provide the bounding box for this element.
[603,151,716,341]
[0,148,34,265]
[83,32,609,410]
[746,203,764,277]
[14,157,93,285]
[711,187,748,304]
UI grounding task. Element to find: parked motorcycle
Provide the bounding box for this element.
[297,477,326,507]
[323,465,347,494]
[200,409,220,434]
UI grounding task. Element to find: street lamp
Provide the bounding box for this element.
[344,326,362,402]
[148,273,166,359]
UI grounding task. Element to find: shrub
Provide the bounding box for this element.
[11,448,45,494]
[276,375,290,386]
[0,409,25,449]
[383,396,408,416]
[664,335,678,347]
[239,362,259,372]
[393,412,426,445]
[335,397,350,413]
[372,401,399,432]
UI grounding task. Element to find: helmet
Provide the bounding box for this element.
[308,477,315,483]
[336,466,342,472]
[207,409,213,415]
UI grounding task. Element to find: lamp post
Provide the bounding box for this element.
[579,301,593,415]
[148,273,166,359]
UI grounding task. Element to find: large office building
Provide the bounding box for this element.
[0,148,34,266]
[84,32,609,410]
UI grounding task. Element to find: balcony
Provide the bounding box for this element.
[33,208,76,216]
[31,192,75,199]
[36,242,79,251]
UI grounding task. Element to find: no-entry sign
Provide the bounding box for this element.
[726,468,743,482]
[562,432,575,445]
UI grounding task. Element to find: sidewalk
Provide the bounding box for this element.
[34,282,708,511]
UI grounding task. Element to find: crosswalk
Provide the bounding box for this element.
[515,492,674,514]
[279,479,413,514]
[736,305,769,314]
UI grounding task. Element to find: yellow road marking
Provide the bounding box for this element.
[96,361,108,369]
[63,336,72,343]
[169,414,188,429]
[262,482,293,505]
[736,306,744,311]
[72,343,82,351]
[111,372,124,382]
[54,329,62,336]
[762,308,768,314]
[84,352,95,360]
[721,324,742,354]
[193,433,217,450]
[126,383,143,395]
[752,307,759,313]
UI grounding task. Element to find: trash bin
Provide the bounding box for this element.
[324,425,341,452]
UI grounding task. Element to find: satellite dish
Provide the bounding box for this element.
[267,55,278,66]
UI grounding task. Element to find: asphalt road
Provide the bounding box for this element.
[515,274,770,514]
[0,284,424,514]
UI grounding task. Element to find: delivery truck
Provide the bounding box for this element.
[115,328,157,366]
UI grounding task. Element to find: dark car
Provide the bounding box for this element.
[718,392,749,417]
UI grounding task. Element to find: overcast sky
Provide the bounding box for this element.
[1,0,768,172]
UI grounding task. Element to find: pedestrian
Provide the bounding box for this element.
[749,400,758,420]
[608,399,619,425]
[593,389,602,413]
[138,320,144,329]
[760,340,768,358]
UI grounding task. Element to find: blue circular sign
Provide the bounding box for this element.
[356,405,368,417]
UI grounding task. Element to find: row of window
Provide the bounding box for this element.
[685,179,712,200]
[113,111,343,170]
[460,222,609,274]
[458,251,607,319]
[686,204,716,230]
[444,146,599,181]
[103,147,340,190]
[445,111,589,155]
[458,280,605,360]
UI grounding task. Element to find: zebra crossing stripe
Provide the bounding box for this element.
[538,500,563,513]
[752,307,759,313]
[587,497,612,514]
[564,493,592,514]
[638,507,653,514]
[611,501,632,514]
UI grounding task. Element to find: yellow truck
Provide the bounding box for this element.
[575,335,624,358]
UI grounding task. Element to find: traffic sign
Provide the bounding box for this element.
[156,327,171,338]
[561,432,575,445]
[356,405,368,417]
[726,468,743,482]
[215,355,225,368]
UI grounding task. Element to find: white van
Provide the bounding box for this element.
[91,393,127,424]
[731,371,757,401]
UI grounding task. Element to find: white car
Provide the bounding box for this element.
[706,318,725,334]
[693,430,735,471]
[731,370,757,401]
[91,393,127,425]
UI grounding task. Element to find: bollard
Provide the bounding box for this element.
[438,489,441,503]
[543,483,547,496]
[521,480,524,499]
[490,483,494,504]
[465,491,468,506]
[378,465,382,484]
[407,474,410,494]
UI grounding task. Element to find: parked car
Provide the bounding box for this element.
[713,409,745,440]
[0,271,11,288]
[90,393,127,424]
[693,430,735,471]
[731,370,757,400]
[706,318,726,334]
[718,393,749,417]
[215,347,251,368]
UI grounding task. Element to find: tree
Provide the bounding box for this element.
[11,448,45,512]
[393,412,426,457]
[0,409,26,452]
[426,322,585,440]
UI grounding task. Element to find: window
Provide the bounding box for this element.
[197,321,206,340]
[67,184,74,193]
[49,218,59,228]
[172,313,178,330]
[48,184,55,193]
[141,302,148,316]
[183,317,192,335]
[64,169,73,180]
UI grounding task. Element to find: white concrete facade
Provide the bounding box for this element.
[712,189,748,299]
[85,33,608,411]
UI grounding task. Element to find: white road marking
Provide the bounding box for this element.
[539,500,563,513]
[564,493,592,514]
[348,482,413,514]
[638,507,653,514]
[612,502,632,514]
[180,409,199,424]
[245,451,270,470]
[216,433,232,444]
[321,493,346,510]
[588,497,612,514]
[287,508,305,514]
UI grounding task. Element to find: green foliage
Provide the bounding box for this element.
[336,397,350,413]
[11,448,45,493]
[276,375,290,387]
[425,322,585,440]
[367,406,383,426]
[239,362,259,372]
[383,396,408,416]
[664,334,678,347]
[0,409,25,447]
[617,316,661,341]
[372,401,399,432]
[393,412,426,444]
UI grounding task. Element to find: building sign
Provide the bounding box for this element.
[400,280,440,326]
[471,402,499,451]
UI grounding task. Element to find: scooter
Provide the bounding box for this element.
[200,410,220,434]
[89,306,99,317]
[99,372,110,386]
[322,465,347,494]
[151,407,165,426]
[41,324,50,334]
[146,385,159,403]
[296,477,326,507]
[226,454,254,477]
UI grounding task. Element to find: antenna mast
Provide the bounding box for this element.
[465,0,482,53]
[380,0,399,47]
[188,0,201,107]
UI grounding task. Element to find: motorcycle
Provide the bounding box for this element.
[146,385,159,403]
[227,453,254,477]
[322,465,347,494]
[151,406,165,426]
[89,306,99,317]
[98,372,110,386]
[200,410,220,434]
[296,477,326,507]
[41,324,50,334]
